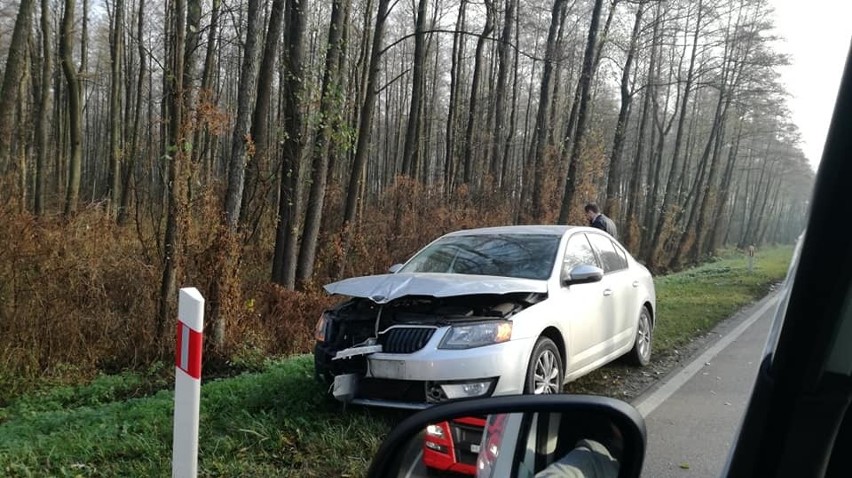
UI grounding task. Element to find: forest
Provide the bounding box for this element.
[0,0,813,385]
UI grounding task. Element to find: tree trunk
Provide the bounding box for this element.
[501,7,520,193]
[118,0,147,226]
[296,0,347,284]
[530,0,568,221]
[241,0,285,227]
[624,81,655,252]
[604,1,645,221]
[108,0,125,219]
[557,0,606,224]
[443,0,466,193]
[61,0,83,217]
[488,0,514,185]
[648,0,703,269]
[157,0,187,338]
[190,0,220,187]
[34,0,52,215]
[342,0,391,226]
[401,0,428,177]
[224,0,261,229]
[0,0,35,174]
[708,116,744,252]
[461,0,495,185]
[674,90,727,267]
[272,0,308,288]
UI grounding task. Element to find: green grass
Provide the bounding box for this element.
[0,357,396,477]
[652,246,793,353]
[0,246,793,477]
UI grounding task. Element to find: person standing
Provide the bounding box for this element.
[584,203,618,239]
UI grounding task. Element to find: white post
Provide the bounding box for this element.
[172,288,205,478]
[747,245,755,273]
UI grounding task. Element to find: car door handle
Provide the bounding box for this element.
[632,281,639,288]
[603,289,613,297]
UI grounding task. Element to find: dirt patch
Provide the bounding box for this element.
[567,337,716,401]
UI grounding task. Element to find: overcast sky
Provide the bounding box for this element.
[769,0,851,170]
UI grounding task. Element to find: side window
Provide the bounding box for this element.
[563,234,600,271]
[587,234,624,273]
[611,240,629,270]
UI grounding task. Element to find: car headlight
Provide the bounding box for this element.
[439,322,512,349]
[315,313,329,342]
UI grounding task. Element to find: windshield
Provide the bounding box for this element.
[399,234,561,280]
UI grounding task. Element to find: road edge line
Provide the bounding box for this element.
[632,294,780,417]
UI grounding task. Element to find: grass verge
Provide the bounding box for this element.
[652,246,792,353]
[0,246,793,477]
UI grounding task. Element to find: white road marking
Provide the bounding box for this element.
[405,450,424,478]
[632,294,780,417]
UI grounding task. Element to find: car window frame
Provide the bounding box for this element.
[586,232,628,274]
[611,239,630,270]
[561,232,601,273]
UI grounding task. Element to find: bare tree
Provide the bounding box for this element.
[297,0,349,283]
[0,0,35,176]
[60,0,83,216]
[272,0,309,288]
[604,0,646,221]
[107,0,126,218]
[33,0,52,215]
[241,0,286,227]
[401,0,429,177]
[557,0,607,224]
[224,0,262,229]
[530,0,568,221]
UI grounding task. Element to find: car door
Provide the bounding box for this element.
[585,233,634,353]
[551,233,608,372]
[611,239,639,341]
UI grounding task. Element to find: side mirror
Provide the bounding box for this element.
[367,394,646,478]
[562,264,604,287]
[388,263,403,274]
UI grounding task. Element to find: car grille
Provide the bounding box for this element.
[378,327,435,353]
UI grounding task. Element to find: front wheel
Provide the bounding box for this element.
[627,307,653,366]
[524,337,564,394]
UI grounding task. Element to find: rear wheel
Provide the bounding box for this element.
[627,307,653,366]
[524,337,564,394]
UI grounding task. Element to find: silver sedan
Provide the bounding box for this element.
[313,225,656,409]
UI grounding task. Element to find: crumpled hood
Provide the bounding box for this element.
[324,273,548,304]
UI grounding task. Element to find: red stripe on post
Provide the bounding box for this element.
[175,322,203,380]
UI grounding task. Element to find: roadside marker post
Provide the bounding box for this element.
[173,288,204,478]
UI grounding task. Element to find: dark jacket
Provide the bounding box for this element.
[591,213,618,239]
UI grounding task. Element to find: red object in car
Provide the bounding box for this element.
[423,416,487,475]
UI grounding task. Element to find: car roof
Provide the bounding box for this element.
[443,225,579,237]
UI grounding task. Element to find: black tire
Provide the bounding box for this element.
[627,307,653,366]
[524,337,564,394]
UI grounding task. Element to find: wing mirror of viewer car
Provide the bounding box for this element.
[562,264,605,287]
[388,263,403,273]
[367,394,646,478]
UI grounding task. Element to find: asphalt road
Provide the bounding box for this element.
[636,293,780,477]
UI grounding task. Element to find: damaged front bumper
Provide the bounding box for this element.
[314,330,535,409]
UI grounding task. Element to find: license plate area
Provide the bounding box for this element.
[369,359,407,378]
